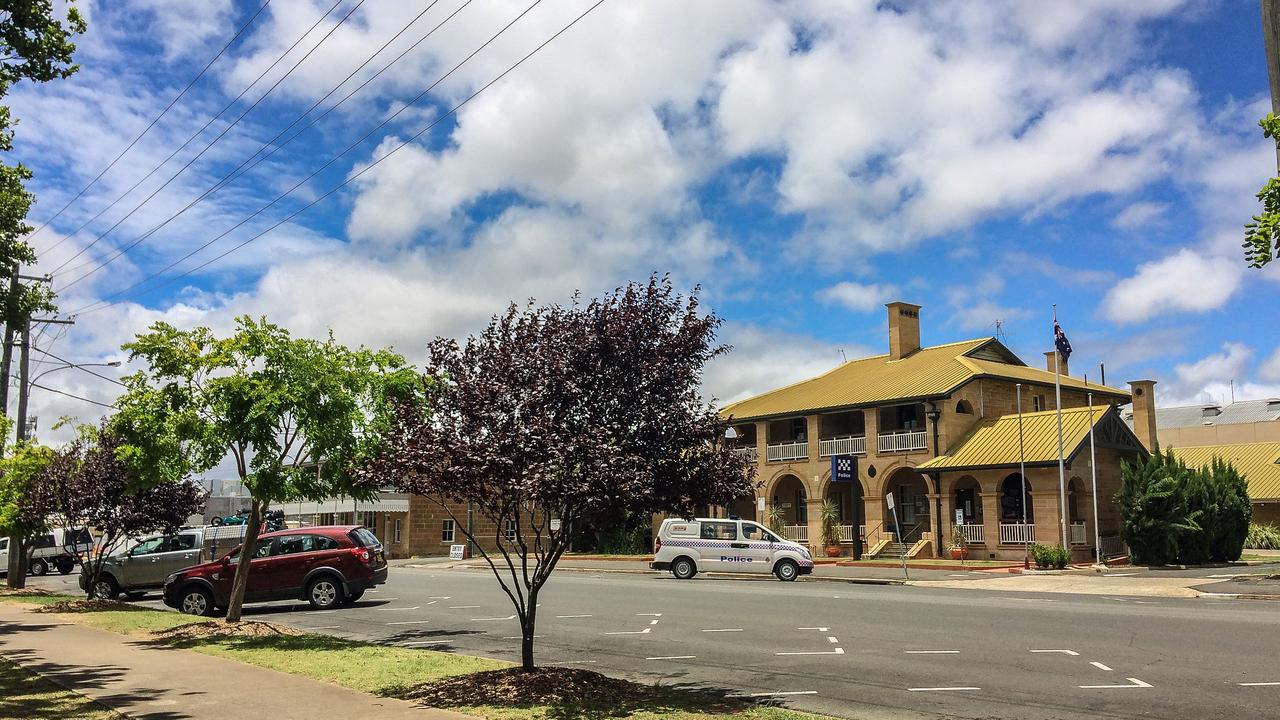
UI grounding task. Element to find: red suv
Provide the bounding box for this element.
[163,526,388,616]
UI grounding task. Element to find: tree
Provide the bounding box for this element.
[114,316,419,621]
[1244,115,1280,268]
[0,418,54,589]
[1117,449,1200,566]
[43,427,206,598]
[357,276,754,670]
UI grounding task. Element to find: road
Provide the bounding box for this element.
[27,566,1280,720]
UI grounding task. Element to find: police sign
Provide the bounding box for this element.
[831,454,857,483]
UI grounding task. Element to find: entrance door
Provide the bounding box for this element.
[737,521,775,573]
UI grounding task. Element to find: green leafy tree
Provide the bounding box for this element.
[1117,449,1201,565]
[0,416,55,589]
[114,316,420,621]
[1245,114,1280,268]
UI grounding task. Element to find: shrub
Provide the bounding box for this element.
[1246,523,1280,550]
[1029,543,1069,569]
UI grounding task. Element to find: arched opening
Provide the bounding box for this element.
[824,478,861,547]
[771,474,807,541]
[951,475,982,525]
[727,492,757,522]
[884,467,930,542]
[955,399,973,415]
[1067,477,1085,546]
[999,473,1032,523]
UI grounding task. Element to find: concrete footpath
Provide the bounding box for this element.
[0,603,474,720]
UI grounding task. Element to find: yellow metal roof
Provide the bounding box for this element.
[918,405,1114,471]
[720,338,1129,421]
[1168,443,1280,501]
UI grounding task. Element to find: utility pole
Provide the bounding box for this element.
[1264,0,1280,169]
[15,318,29,443]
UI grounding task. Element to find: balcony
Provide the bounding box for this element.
[819,435,867,457]
[766,440,808,462]
[876,430,927,453]
[999,522,1035,545]
[733,446,758,463]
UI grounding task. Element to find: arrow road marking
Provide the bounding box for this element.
[1031,650,1079,655]
[1080,678,1152,689]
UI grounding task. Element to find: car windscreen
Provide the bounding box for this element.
[350,527,381,548]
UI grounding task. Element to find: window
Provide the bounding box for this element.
[394,519,403,545]
[699,521,737,540]
[34,533,56,550]
[273,536,308,556]
[312,535,339,551]
[790,417,807,442]
[441,519,455,543]
[504,519,518,542]
[0,538,8,551]
[171,534,198,551]
[131,537,166,556]
[227,538,274,564]
[955,400,973,415]
[1033,395,1045,412]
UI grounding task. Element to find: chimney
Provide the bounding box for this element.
[886,301,922,360]
[1128,380,1158,452]
[1044,350,1069,377]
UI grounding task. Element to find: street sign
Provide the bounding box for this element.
[550,518,562,531]
[885,492,895,510]
[757,496,766,512]
[831,455,857,483]
[955,509,964,526]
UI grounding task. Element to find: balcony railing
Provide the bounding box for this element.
[956,523,985,544]
[766,440,808,462]
[999,522,1035,545]
[783,524,809,542]
[819,435,867,457]
[876,430,928,453]
[733,446,758,463]
[1069,522,1087,545]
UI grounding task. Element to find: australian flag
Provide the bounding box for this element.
[1053,314,1072,361]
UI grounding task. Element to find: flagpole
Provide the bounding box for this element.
[1088,392,1101,566]
[1054,306,1068,551]
[1017,383,1029,570]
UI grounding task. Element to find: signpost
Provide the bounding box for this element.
[887,492,908,580]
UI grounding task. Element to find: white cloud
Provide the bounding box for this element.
[705,324,857,407]
[815,282,896,313]
[1159,341,1255,405]
[1111,201,1169,230]
[1102,249,1244,323]
[1259,346,1280,383]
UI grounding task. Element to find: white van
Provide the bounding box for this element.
[651,518,813,581]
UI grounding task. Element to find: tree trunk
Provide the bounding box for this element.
[225,499,264,623]
[5,534,22,589]
[520,589,538,671]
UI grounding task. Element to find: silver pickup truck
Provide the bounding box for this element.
[81,525,247,599]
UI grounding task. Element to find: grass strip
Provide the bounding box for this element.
[0,656,127,720]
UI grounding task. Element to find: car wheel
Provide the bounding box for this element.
[56,558,75,575]
[671,557,697,580]
[774,559,799,582]
[211,516,223,526]
[307,576,342,610]
[342,589,364,605]
[179,586,214,616]
[29,559,48,576]
[91,576,119,600]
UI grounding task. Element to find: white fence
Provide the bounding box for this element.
[733,446,758,463]
[836,524,859,543]
[783,525,809,542]
[956,523,985,544]
[999,522,1035,545]
[876,430,928,453]
[1069,522,1087,545]
[819,435,867,457]
[766,440,808,462]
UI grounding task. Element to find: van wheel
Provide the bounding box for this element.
[29,559,48,576]
[179,586,214,616]
[56,557,74,575]
[774,559,799,582]
[307,576,342,610]
[671,557,697,580]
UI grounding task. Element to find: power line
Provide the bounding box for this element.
[54,0,465,286]
[71,0,608,318]
[34,0,275,251]
[71,0,583,316]
[30,346,126,386]
[30,382,118,410]
[48,0,355,279]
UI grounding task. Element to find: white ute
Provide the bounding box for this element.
[650,517,814,581]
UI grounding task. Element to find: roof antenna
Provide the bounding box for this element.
[994,319,1006,342]
[838,348,847,363]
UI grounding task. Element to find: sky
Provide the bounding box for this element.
[7,0,1280,458]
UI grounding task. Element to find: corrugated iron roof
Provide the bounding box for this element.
[720,338,1129,422]
[917,406,1111,471]
[1168,442,1280,501]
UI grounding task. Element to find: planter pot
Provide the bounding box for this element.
[824,545,842,558]
[949,546,969,560]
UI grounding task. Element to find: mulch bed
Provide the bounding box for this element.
[152,620,304,642]
[403,667,655,707]
[33,599,148,613]
[0,588,54,597]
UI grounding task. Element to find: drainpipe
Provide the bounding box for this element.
[926,401,943,559]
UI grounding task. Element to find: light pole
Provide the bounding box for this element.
[23,360,121,436]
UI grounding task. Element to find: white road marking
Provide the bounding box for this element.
[1079,678,1152,689]
[1105,573,1138,577]
[647,655,696,660]
[380,606,420,611]
[604,628,651,635]
[387,620,431,626]
[1090,662,1114,671]
[425,600,437,605]
[649,619,660,625]
[471,614,516,621]
[375,597,399,601]
[546,660,597,665]
[636,613,663,616]
[948,574,970,577]
[1239,682,1280,686]
[449,605,481,609]
[827,637,838,644]
[908,687,980,692]
[556,614,593,618]
[1031,649,1080,655]
[702,628,743,632]
[906,650,959,654]
[746,691,818,697]
[797,627,829,631]
[400,640,449,646]
[776,648,845,656]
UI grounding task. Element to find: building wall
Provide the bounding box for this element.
[1158,421,1280,449]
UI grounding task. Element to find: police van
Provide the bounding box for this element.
[650,517,814,581]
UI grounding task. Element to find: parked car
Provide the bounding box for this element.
[163,526,388,616]
[81,529,205,600]
[650,517,813,581]
[0,527,94,576]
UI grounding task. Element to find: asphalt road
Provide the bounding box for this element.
[26,567,1280,720]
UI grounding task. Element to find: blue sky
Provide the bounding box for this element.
[7,0,1280,444]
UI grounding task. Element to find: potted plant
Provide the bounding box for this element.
[767,505,787,536]
[948,524,969,560]
[819,500,842,557]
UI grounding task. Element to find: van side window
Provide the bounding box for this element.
[699,521,737,540]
